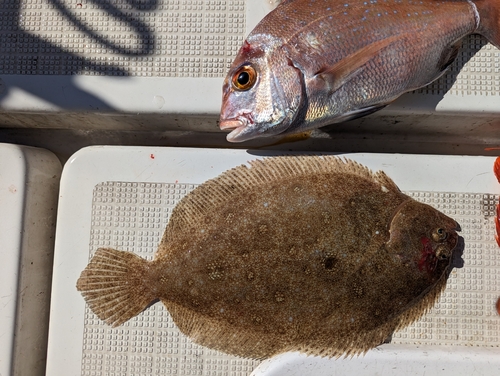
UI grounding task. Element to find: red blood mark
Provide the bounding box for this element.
[418,237,437,274]
[150,154,155,159]
[76,3,82,8]
[241,112,255,125]
[241,40,252,54]
[484,147,500,151]
[496,297,500,315]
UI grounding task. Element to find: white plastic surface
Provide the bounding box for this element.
[0,145,26,376]
[0,143,61,376]
[251,345,500,376]
[47,146,500,376]
[0,0,275,113]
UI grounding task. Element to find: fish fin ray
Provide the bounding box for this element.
[395,273,448,330]
[168,156,402,233]
[326,104,390,124]
[437,41,461,72]
[298,280,448,358]
[163,300,285,359]
[373,171,402,194]
[311,35,401,93]
[77,248,155,326]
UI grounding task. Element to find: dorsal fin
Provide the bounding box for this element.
[165,156,400,239]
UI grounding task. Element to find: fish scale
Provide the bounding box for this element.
[220,0,497,142]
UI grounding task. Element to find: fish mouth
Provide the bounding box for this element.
[219,119,248,142]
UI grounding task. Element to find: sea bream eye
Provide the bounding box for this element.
[232,65,257,91]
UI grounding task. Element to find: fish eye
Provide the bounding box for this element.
[232,65,257,91]
[432,228,447,242]
[435,247,449,261]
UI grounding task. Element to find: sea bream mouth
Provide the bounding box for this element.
[219,112,255,142]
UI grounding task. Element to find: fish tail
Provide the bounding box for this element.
[76,248,156,326]
[473,0,500,48]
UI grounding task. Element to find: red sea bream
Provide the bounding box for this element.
[220,0,500,142]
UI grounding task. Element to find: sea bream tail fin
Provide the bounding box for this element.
[76,248,156,326]
[473,0,500,49]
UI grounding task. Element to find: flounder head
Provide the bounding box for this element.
[386,200,460,282]
[220,35,305,142]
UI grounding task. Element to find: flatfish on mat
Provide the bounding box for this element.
[77,156,460,358]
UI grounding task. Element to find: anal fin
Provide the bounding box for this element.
[162,299,287,359]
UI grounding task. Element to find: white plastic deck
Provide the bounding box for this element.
[47,146,500,376]
[0,143,61,376]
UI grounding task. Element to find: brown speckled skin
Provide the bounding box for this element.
[78,157,459,359]
[220,0,486,141]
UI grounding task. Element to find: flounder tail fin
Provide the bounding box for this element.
[76,248,156,327]
[474,0,500,48]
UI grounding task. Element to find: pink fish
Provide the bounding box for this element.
[220,0,500,142]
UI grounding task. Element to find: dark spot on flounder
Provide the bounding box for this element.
[323,256,338,270]
[77,156,460,360]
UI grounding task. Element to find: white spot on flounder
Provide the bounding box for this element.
[381,186,389,193]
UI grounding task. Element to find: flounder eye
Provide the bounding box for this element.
[435,246,450,260]
[432,228,447,242]
[232,65,257,91]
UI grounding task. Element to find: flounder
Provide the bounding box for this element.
[77,156,460,359]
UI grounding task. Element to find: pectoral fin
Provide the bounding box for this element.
[331,104,390,123]
[437,41,461,72]
[311,35,401,94]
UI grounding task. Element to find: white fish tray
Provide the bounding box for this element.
[47,146,500,376]
[0,143,61,376]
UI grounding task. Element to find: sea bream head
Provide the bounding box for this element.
[220,34,305,142]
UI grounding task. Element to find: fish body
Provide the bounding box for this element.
[77,156,460,359]
[220,0,500,142]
